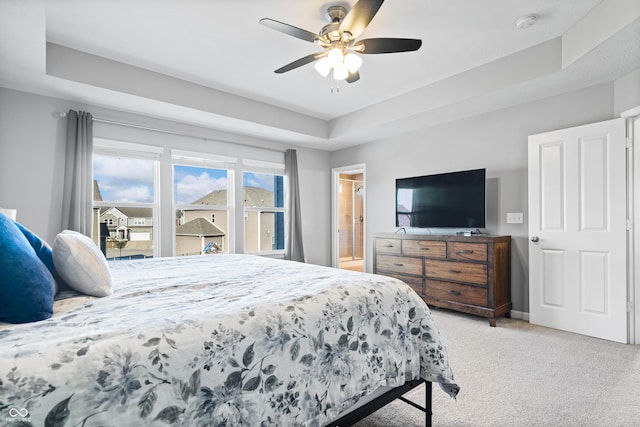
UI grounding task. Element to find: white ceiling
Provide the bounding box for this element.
[1,0,639,151]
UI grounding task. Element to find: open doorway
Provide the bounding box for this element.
[332,165,366,272]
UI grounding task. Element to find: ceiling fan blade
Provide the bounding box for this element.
[346,71,360,83]
[274,53,322,74]
[259,18,318,43]
[339,0,384,38]
[354,38,422,54]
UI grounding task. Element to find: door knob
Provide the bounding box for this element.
[530,236,539,242]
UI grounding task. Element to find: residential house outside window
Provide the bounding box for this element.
[242,159,285,254]
[92,139,161,260]
[91,140,286,258]
[172,150,236,256]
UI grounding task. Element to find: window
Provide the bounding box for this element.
[243,162,285,254]
[91,139,287,258]
[92,141,161,260]
[172,150,236,256]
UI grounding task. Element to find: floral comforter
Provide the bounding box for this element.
[0,255,458,426]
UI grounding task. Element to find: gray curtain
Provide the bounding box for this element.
[61,110,93,234]
[284,149,305,262]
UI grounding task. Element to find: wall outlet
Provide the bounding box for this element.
[506,212,524,224]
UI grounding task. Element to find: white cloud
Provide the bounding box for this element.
[94,155,153,185]
[175,172,227,205]
[244,172,274,190]
[94,158,256,205]
[112,185,153,203]
[93,155,155,203]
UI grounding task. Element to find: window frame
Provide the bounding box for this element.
[92,139,162,260]
[171,149,237,256]
[242,159,286,256]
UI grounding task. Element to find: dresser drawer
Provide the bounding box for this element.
[375,238,401,254]
[374,233,511,326]
[402,240,446,258]
[425,260,487,285]
[377,272,424,296]
[376,255,422,276]
[448,242,487,262]
[426,280,488,307]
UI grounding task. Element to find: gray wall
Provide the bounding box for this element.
[1,67,638,314]
[0,88,332,266]
[330,82,630,314]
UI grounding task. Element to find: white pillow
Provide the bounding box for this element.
[52,230,112,297]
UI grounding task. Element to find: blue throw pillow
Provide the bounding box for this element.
[0,213,55,323]
[13,220,70,294]
[14,221,55,272]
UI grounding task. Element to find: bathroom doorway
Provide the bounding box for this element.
[332,165,365,272]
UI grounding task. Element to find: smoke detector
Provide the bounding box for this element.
[515,14,538,29]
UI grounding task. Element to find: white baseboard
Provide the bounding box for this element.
[510,310,529,322]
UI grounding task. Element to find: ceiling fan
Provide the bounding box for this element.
[259,0,422,84]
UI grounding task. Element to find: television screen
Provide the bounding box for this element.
[396,168,486,229]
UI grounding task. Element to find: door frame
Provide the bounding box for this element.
[625,106,640,344]
[332,164,366,270]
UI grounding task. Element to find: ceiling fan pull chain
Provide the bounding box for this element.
[331,73,337,93]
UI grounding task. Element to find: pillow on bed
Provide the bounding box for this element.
[14,221,55,272]
[14,221,72,295]
[52,230,113,297]
[0,212,55,323]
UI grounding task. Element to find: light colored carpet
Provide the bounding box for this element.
[354,308,640,427]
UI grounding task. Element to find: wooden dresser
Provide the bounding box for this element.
[373,233,511,326]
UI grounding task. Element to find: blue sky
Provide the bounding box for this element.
[243,171,276,190]
[94,155,274,205]
[174,165,228,205]
[93,154,155,203]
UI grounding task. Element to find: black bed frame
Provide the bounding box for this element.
[326,380,432,427]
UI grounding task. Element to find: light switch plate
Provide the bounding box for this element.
[506,212,523,224]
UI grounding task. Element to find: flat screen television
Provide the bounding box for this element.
[396,168,486,229]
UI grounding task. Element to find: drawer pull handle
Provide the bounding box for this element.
[420,247,430,250]
[394,263,404,267]
[448,290,461,296]
[385,244,394,248]
[448,269,461,274]
[457,250,474,255]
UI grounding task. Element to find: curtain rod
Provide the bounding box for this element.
[58,111,287,153]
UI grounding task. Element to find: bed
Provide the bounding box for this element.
[0,253,459,426]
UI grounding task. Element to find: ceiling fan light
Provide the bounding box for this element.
[314,57,331,77]
[332,63,349,80]
[327,47,344,67]
[344,53,362,73]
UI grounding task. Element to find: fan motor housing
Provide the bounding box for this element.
[321,5,348,42]
[326,5,346,22]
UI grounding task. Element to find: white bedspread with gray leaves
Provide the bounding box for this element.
[0,254,458,426]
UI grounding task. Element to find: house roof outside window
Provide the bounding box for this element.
[176,217,225,237]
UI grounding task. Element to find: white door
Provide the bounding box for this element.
[528,118,627,343]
